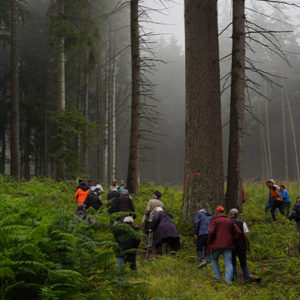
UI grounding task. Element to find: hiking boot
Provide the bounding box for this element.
[198,259,207,268]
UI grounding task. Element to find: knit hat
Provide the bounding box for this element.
[153,191,162,199]
[229,208,238,217]
[267,179,275,184]
[216,206,225,212]
[124,216,134,223]
[199,208,207,213]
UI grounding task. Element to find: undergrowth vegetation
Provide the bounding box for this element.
[0,177,299,299]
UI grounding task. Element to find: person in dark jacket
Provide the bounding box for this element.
[289,196,300,254]
[194,208,212,267]
[113,216,141,270]
[151,207,180,255]
[114,189,135,214]
[74,204,94,224]
[229,208,251,283]
[84,188,102,211]
[208,206,241,285]
[106,187,120,214]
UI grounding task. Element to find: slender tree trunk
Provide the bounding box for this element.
[284,84,299,180]
[76,60,82,170]
[225,0,245,211]
[181,0,224,223]
[104,52,109,184]
[55,0,66,181]
[44,75,48,176]
[281,87,288,181]
[127,0,140,194]
[0,133,6,174]
[96,60,102,182]
[265,83,273,178]
[258,102,268,179]
[111,59,116,181]
[10,0,20,180]
[82,60,89,175]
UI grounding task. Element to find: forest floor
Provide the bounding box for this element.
[0,179,299,299]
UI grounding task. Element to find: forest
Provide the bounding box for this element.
[1,0,300,299]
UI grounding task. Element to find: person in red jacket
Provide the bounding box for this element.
[207,206,241,285]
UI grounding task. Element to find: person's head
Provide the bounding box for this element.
[112,179,117,186]
[121,189,129,196]
[198,208,207,214]
[215,205,225,215]
[280,185,285,192]
[229,208,238,218]
[92,180,97,186]
[153,190,162,199]
[88,179,92,185]
[296,196,300,203]
[123,216,134,224]
[266,179,275,187]
[120,180,125,186]
[80,182,86,187]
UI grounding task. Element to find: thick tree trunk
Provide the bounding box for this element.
[103,53,109,184]
[96,60,102,182]
[284,84,299,180]
[55,0,66,181]
[181,0,224,223]
[281,87,288,181]
[10,0,20,180]
[225,0,245,211]
[76,61,82,170]
[127,0,140,194]
[258,102,268,179]
[110,59,116,181]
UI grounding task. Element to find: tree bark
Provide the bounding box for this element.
[284,84,299,180]
[127,0,140,194]
[225,0,245,211]
[181,0,224,223]
[82,59,89,175]
[55,0,66,181]
[10,0,20,180]
[110,59,116,181]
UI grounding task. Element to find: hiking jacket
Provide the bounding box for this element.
[84,191,102,211]
[207,214,241,252]
[194,212,212,236]
[231,217,247,250]
[106,191,120,214]
[151,211,179,247]
[113,223,140,256]
[75,186,90,205]
[115,194,135,213]
[290,202,300,221]
[281,189,290,203]
[271,185,282,201]
[141,199,164,223]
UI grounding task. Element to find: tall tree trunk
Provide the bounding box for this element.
[284,84,299,180]
[44,75,48,176]
[96,60,102,182]
[110,59,116,181]
[10,0,20,180]
[82,59,89,175]
[281,87,288,181]
[181,0,224,223]
[76,60,82,170]
[258,102,268,179]
[55,0,66,181]
[265,83,273,178]
[127,0,140,194]
[225,0,245,211]
[103,53,109,184]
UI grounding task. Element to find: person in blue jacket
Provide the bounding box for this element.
[193,208,212,267]
[280,185,291,217]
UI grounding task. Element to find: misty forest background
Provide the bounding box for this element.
[1,0,300,185]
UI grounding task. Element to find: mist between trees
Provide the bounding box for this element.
[0,0,300,184]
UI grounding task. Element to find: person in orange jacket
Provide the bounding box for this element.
[75,182,90,205]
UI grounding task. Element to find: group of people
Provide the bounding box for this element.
[194,206,251,285]
[73,178,300,284]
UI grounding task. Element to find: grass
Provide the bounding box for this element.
[0,178,299,299]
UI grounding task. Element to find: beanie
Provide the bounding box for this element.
[216,205,225,212]
[153,191,162,199]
